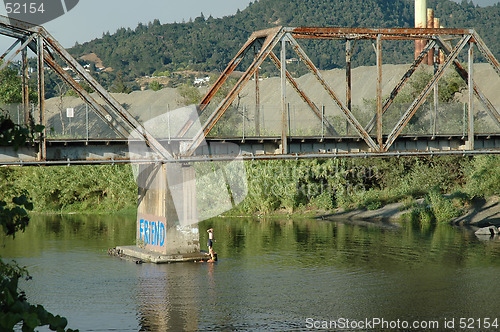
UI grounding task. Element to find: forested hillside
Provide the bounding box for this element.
[69,0,500,89]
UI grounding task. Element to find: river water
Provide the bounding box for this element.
[1,214,500,331]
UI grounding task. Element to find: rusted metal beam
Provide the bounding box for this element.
[468,42,474,150]
[280,37,288,154]
[39,29,174,160]
[193,27,284,117]
[268,51,338,135]
[0,14,39,33]
[254,46,261,136]
[472,31,500,77]
[435,36,500,128]
[346,39,353,135]
[287,36,379,151]
[384,34,471,151]
[433,57,439,137]
[182,27,286,157]
[0,32,36,71]
[198,34,261,110]
[21,46,30,128]
[0,26,28,40]
[290,27,471,40]
[0,39,20,62]
[42,52,129,138]
[376,34,383,149]
[365,40,436,134]
[37,34,46,160]
[176,33,268,138]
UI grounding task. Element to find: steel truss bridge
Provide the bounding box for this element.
[1,16,499,166]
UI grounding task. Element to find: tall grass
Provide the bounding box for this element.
[0,155,497,222]
[0,165,137,213]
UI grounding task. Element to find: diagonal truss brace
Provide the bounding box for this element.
[0,31,36,71]
[384,35,471,151]
[0,14,173,160]
[268,51,339,136]
[182,27,286,157]
[435,36,500,128]
[0,39,20,62]
[38,29,174,159]
[42,50,128,138]
[365,40,437,134]
[175,33,265,138]
[286,35,379,151]
[472,31,500,77]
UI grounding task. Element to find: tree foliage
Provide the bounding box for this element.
[148,80,162,91]
[0,111,44,149]
[0,66,22,104]
[69,0,500,90]
[0,114,77,331]
[0,66,38,104]
[0,253,76,331]
[109,72,132,94]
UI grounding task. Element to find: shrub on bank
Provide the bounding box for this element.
[0,165,137,213]
[0,156,497,222]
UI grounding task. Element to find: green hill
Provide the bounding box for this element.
[68,0,500,89]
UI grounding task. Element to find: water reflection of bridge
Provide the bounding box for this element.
[1,16,500,165]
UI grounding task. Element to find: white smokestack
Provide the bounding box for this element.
[414,0,427,60]
[415,0,427,29]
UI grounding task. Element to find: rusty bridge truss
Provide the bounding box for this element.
[0,15,173,162]
[183,26,500,157]
[1,16,500,165]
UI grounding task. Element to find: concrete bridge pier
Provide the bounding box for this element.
[117,163,207,263]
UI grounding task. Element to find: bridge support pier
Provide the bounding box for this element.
[135,163,202,258]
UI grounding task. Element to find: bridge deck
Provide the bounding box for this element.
[0,134,498,166]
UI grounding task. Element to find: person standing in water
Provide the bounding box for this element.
[207,228,215,261]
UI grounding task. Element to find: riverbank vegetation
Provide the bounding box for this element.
[0,155,498,225]
[0,114,76,331]
[233,155,499,225]
[0,165,137,214]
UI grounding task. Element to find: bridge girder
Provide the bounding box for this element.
[181,26,500,157]
[0,14,173,161]
[1,19,500,165]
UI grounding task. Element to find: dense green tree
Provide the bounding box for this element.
[68,0,499,90]
[0,64,39,104]
[148,80,162,91]
[0,113,76,331]
[0,194,77,331]
[109,72,132,94]
[0,66,22,104]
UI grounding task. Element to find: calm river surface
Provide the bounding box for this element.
[1,214,500,331]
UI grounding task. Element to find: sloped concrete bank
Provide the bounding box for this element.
[323,196,500,228]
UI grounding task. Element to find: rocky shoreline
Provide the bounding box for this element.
[324,195,500,228]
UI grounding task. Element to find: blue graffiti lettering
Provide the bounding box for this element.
[153,221,157,245]
[151,221,155,245]
[160,222,165,246]
[155,221,159,245]
[139,219,166,247]
[139,219,144,240]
